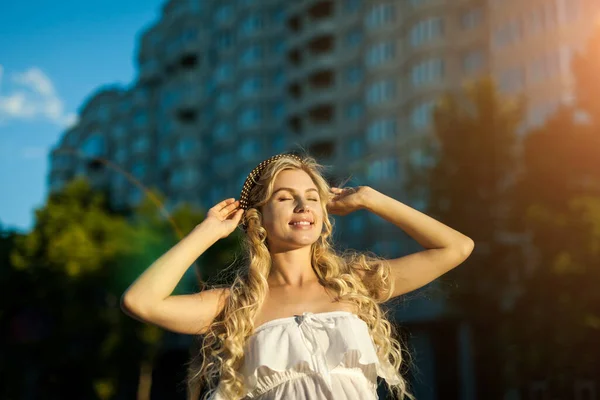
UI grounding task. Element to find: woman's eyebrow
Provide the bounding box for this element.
[273,187,319,195]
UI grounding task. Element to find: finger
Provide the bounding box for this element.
[234,208,244,222]
[219,199,239,212]
[224,204,241,217]
[215,198,235,209]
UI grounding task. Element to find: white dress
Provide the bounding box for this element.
[209,311,400,399]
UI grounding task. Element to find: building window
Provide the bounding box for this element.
[463,50,484,74]
[273,136,286,153]
[133,111,148,129]
[159,147,170,167]
[216,63,233,83]
[411,101,435,129]
[411,58,445,87]
[410,0,436,7]
[368,158,398,181]
[460,7,482,30]
[527,8,543,36]
[272,6,285,26]
[493,18,520,48]
[215,4,233,24]
[365,3,395,30]
[214,122,231,140]
[410,17,444,47]
[345,29,363,47]
[345,0,361,13]
[560,0,583,23]
[158,118,174,138]
[216,31,233,50]
[349,214,365,233]
[239,107,262,127]
[132,137,150,153]
[240,12,264,36]
[112,124,127,140]
[129,187,143,205]
[177,138,197,159]
[273,69,285,87]
[131,162,147,180]
[240,139,261,159]
[240,45,264,65]
[367,118,396,144]
[216,91,233,110]
[366,80,396,106]
[272,102,285,120]
[272,39,285,55]
[544,1,557,28]
[528,100,560,127]
[366,41,395,68]
[82,134,106,158]
[499,63,524,93]
[115,148,128,164]
[346,65,363,84]
[345,101,364,120]
[348,138,363,157]
[240,76,263,97]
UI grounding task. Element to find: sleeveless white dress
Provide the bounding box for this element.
[209,311,400,399]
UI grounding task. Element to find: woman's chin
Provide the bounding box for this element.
[272,235,319,251]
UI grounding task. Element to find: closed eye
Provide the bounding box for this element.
[278,198,319,202]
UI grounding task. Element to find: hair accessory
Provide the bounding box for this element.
[238,153,303,211]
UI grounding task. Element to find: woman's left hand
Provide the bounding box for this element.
[327,186,370,216]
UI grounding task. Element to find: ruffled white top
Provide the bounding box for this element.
[209,311,400,400]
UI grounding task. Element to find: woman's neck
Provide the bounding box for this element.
[268,247,316,287]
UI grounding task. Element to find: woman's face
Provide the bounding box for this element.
[261,169,324,251]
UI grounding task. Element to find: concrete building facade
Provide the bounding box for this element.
[47,0,600,398]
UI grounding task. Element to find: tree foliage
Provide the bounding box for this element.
[1,177,238,398]
[406,78,524,398]
[509,25,600,393]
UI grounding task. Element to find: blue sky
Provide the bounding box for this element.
[0,1,165,232]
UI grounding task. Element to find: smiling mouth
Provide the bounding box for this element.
[289,221,314,226]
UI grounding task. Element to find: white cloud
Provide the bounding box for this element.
[0,65,77,127]
[13,68,55,97]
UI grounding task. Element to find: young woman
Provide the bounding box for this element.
[121,153,474,400]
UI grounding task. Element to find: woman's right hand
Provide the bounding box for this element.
[203,198,245,239]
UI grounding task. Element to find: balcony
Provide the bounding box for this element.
[303,52,336,76]
[307,0,334,20]
[304,85,337,107]
[302,120,338,142]
[307,139,335,160]
[306,17,336,38]
[307,35,334,55]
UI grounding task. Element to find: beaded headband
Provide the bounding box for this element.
[239,152,303,211]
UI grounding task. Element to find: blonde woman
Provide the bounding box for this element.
[121,153,474,400]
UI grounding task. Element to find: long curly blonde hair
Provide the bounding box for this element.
[187,155,413,399]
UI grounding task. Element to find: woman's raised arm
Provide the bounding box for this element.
[120,198,243,334]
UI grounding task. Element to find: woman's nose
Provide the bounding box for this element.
[296,199,311,212]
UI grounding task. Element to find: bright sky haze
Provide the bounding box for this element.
[0,1,165,232]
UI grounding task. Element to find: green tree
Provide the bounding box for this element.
[510,25,600,395]
[408,78,525,398]
[3,177,237,399]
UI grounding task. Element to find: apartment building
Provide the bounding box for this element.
[49,1,600,398]
[489,0,600,128]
